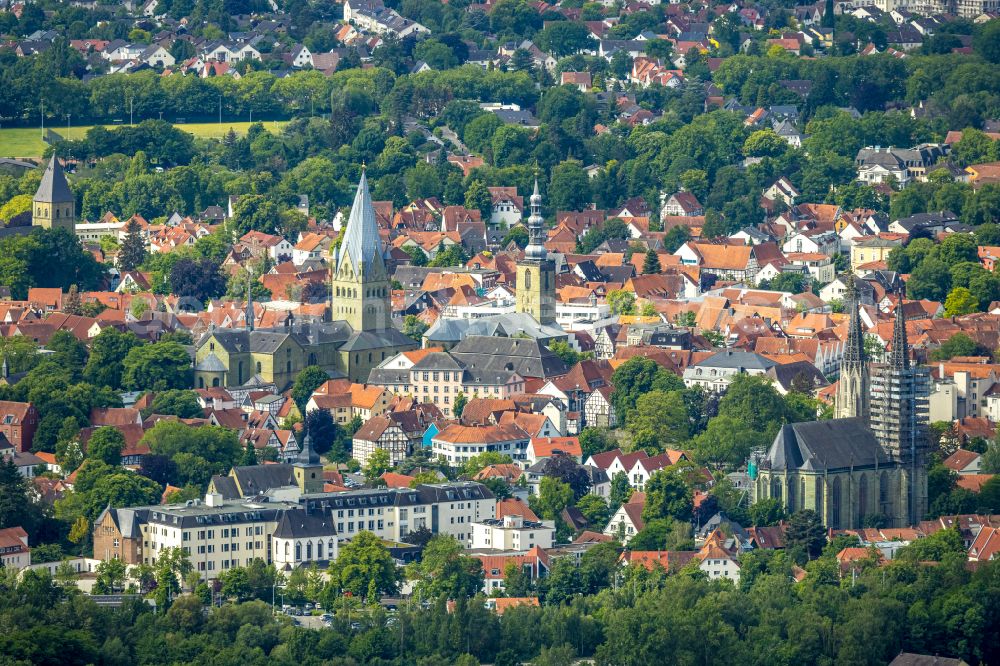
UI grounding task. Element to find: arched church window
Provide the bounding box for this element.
[525,271,531,289]
[831,477,842,529]
[815,477,824,518]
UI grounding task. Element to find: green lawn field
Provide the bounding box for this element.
[0,121,289,158]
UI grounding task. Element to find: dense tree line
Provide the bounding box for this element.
[0,532,996,666]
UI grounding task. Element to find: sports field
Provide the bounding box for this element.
[0,120,289,158]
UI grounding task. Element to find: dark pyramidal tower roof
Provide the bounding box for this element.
[34,154,74,203]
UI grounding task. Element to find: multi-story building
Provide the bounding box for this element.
[0,527,30,572]
[0,400,39,452]
[432,423,531,465]
[470,514,555,551]
[369,336,568,416]
[301,482,495,546]
[682,350,778,392]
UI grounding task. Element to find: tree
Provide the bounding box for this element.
[169,257,226,305]
[453,391,468,418]
[291,365,328,413]
[502,560,533,597]
[326,531,399,599]
[304,408,341,458]
[480,477,512,500]
[549,161,591,212]
[930,333,985,361]
[532,477,574,521]
[94,557,128,594]
[610,357,684,425]
[465,180,493,220]
[86,427,125,466]
[575,494,609,527]
[626,390,689,452]
[502,225,529,249]
[0,457,39,532]
[145,390,203,419]
[973,19,1000,63]
[749,498,785,526]
[122,341,191,391]
[402,314,429,343]
[642,468,693,523]
[717,374,790,441]
[547,340,581,365]
[944,287,980,317]
[642,249,661,275]
[141,421,241,486]
[536,21,594,57]
[542,455,591,500]
[402,245,428,267]
[607,289,636,315]
[609,471,632,511]
[118,217,147,271]
[785,510,825,562]
[364,448,392,480]
[579,427,614,459]
[63,285,82,316]
[83,328,141,390]
[408,535,483,600]
[690,415,767,469]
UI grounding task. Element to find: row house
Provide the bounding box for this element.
[586,448,687,492]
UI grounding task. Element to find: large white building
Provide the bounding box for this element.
[301,482,496,547]
[471,514,554,551]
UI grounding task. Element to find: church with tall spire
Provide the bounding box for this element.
[514,179,556,325]
[753,284,930,529]
[834,276,869,422]
[193,170,415,390]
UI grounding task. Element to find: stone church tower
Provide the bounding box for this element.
[33,154,75,232]
[834,276,869,421]
[754,289,930,529]
[870,295,931,525]
[515,179,556,325]
[331,169,392,332]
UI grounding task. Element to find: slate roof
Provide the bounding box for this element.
[764,418,890,472]
[338,171,383,273]
[695,349,777,371]
[451,335,569,379]
[34,155,74,203]
[231,463,296,496]
[272,508,337,538]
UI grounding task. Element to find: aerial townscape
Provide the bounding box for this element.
[1,0,1000,663]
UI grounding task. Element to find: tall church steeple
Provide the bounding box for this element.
[331,169,391,331]
[515,178,556,325]
[870,287,931,525]
[834,276,869,422]
[33,154,75,232]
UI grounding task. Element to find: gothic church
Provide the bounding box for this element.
[753,279,930,528]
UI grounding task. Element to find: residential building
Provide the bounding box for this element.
[470,514,555,550]
[682,350,778,392]
[431,423,530,465]
[0,400,38,452]
[0,526,30,572]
